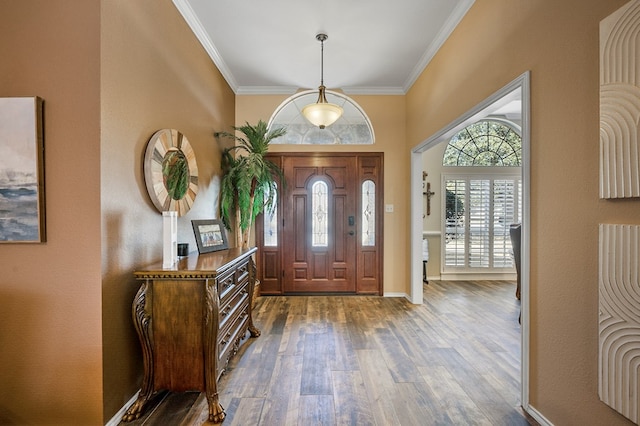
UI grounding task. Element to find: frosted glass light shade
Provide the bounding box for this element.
[302,102,343,129]
[302,85,343,129]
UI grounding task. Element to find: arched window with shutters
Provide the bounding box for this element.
[442,120,522,273]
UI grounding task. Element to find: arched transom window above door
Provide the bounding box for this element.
[267,90,375,145]
[443,120,522,167]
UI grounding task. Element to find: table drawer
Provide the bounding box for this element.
[235,258,250,286]
[218,284,249,337]
[216,268,236,303]
[217,310,249,379]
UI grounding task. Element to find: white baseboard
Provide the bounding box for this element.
[105,391,138,426]
[422,274,514,281]
[525,404,554,426]
[439,272,517,281]
[384,292,409,299]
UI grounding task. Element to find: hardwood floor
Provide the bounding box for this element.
[120,280,537,425]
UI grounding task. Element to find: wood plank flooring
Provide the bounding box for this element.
[120,280,537,426]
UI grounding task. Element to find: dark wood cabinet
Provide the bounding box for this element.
[122,247,259,424]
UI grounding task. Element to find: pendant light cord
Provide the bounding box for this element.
[315,33,328,88]
[320,37,324,87]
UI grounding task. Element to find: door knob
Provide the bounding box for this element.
[348,231,355,236]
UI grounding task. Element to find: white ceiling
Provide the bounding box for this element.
[173,0,476,95]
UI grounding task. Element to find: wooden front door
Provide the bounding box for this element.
[257,153,383,295]
[283,155,356,293]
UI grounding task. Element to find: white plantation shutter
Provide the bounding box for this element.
[493,179,518,267]
[469,179,491,267]
[443,174,521,271]
[445,179,466,266]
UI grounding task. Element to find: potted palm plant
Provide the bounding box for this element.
[216,120,286,249]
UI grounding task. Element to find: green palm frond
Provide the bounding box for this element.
[216,120,287,242]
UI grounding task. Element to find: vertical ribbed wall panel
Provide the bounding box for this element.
[600,0,640,199]
[599,224,640,424]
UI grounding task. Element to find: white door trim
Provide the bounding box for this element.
[409,71,532,414]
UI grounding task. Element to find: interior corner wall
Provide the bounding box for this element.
[0,1,103,424]
[100,0,235,421]
[407,0,638,424]
[235,94,410,296]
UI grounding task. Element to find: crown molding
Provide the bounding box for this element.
[403,0,476,93]
[341,86,406,95]
[172,0,239,92]
[236,86,406,96]
[235,86,300,95]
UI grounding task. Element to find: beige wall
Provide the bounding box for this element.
[407,0,638,424]
[100,0,235,421]
[0,0,234,423]
[235,95,409,295]
[0,1,103,424]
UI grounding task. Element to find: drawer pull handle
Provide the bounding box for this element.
[221,331,233,345]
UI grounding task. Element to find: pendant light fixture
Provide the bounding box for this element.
[302,33,343,129]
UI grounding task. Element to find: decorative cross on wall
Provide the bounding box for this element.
[423,172,435,216]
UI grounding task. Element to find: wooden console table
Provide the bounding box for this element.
[122,247,260,423]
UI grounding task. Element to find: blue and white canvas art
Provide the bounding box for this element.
[0,97,45,242]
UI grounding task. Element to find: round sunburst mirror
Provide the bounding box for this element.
[143,129,198,216]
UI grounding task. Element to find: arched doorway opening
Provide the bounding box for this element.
[409,71,532,412]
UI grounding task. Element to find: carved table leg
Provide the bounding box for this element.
[248,321,261,337]
[247,286,261,337]
[247,258,261,338]
[122,393,153,422]
[207,393,226,423]
[122,282,155,422]
[204,278,226,423]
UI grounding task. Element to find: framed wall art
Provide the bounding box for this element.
[599,0,640,199]
[0,97,45,243]
[191,219,228,253]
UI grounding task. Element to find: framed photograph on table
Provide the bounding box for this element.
[191,219,228,253]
